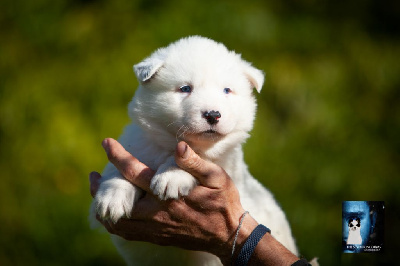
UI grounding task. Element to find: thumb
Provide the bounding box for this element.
[175,141,227,188]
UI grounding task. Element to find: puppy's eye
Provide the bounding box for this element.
[180,85,192,93]
[224,88,232,94]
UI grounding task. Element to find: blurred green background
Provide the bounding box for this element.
[1,0,399,265]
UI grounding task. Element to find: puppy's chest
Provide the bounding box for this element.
[349,229,361,235]
[129,146,171,170]
[123,125,245,176]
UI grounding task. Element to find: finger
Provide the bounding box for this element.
[102,138,155,192]
[96,215,138,241]
[129,194,167,220]
[175,141,227,188]
[107,219,159,242]
[95,214,114,233]
[89,171,102,198]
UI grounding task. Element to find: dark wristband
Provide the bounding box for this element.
[233,224,271,266]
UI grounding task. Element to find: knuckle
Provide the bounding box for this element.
[185,156,204,172]
[153,210,171,224]
[165,199,183,213]
[112,154,141,181]
[203,165,226,181]
[120,159,137,179]
[204,166,222,177]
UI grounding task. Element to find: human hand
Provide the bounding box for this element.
[89,138,258,264]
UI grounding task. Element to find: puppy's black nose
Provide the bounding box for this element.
[203,110,221,125]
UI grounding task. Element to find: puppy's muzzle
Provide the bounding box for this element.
[203,110,221,125]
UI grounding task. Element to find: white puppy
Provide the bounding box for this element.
[347,218,362,245]
[91,36,298,265]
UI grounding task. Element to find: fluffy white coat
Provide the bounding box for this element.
[91,36,298,265]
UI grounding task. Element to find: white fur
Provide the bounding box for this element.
[90,36,298,265]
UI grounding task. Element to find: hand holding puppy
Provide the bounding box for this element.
[90,138,301,266]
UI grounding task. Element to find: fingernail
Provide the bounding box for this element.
[102,138,110,154]
[89,171,101,181]
[177,142,189,159]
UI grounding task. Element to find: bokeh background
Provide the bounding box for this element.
[1,0,399,265]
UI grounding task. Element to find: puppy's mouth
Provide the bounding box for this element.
[203,129,218,134]
[186,129,224,141]
[178,125,225,143]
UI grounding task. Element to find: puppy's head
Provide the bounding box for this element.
[348,218,361,231]
[129,36,264,158]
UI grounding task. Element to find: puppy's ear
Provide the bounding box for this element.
[242,61,264,93]
[133,56,164,82]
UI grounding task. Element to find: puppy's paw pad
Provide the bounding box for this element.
[150,170,197,200]
[94,179,142,223]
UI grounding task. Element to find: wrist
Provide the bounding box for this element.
[233,215,259,255]
[234,224,272,265]
[218,213,259,265]
[231,215,260,262]
[218,213,300,266]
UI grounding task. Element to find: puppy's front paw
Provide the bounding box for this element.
[93,178,143,223]
[150,169,198,200]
